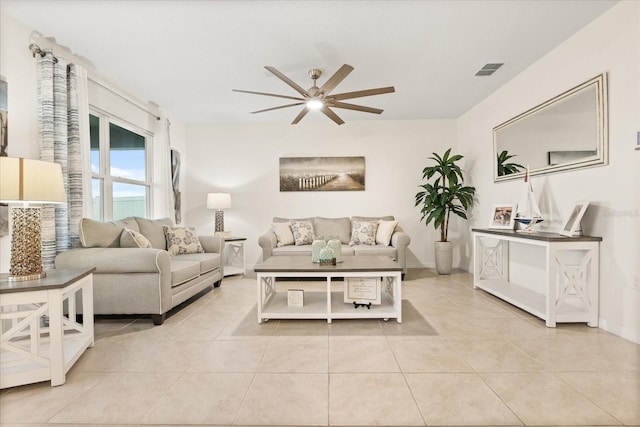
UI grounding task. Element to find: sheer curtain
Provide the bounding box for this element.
[36,50,89,269]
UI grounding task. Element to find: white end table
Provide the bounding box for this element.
[224,237,246,277]
[0,268,95,388]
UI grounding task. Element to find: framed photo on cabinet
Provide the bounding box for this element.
[489,204,516,229]
[560,201,589,237]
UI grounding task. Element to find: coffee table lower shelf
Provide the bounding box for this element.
[258,289,401,323]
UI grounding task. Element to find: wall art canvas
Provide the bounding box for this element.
[279,156,365,192]
[548,150,597,166]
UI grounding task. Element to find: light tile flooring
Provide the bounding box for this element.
[1,269,639,426]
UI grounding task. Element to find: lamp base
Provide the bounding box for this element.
[6,272,47,282]
[214,210,225,233]
[9,207,44,279]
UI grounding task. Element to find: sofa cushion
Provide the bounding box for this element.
[352,244,397,259]
[352,215,395,222]
[169,259,201,287]
[136,217,173,249]
[273,216,314,224]
[177,253,220,274]
[120,228,152,248]
[290,220,314,245]
[79,217,139,248]
[163,225,204,255]
[349,220,379,246]
[376,220,398,246]
[272,221,294,247]
[314,217,351,244]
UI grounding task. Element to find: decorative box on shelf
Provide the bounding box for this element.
[287,289,304,307]
[344,277,381,305]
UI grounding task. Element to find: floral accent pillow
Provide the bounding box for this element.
[162,225,204,255]
[120,228,152,248]
[349,220,379,246]
[290,220,315,246]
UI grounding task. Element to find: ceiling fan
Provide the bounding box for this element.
[233,64,395,125]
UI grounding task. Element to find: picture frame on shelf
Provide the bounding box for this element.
[489,204,517,229]
[560,201,590,237]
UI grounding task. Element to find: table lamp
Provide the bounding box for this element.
[0,157,66,281]
[206,192,231,236]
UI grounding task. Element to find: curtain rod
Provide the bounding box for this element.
[28,43,160,121]
[29,43,57,63]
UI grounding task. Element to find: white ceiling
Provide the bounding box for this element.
[2,0,617,125]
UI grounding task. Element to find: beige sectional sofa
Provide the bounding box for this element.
[258,216,411,276]
[55,217,224,325]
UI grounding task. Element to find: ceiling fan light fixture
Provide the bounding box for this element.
[306,98,324,110]
[234,64,394,125]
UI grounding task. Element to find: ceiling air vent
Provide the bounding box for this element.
[475,63,504,76]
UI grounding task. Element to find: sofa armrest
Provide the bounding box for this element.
[390,231,410,249]
[390,231,411,275]
[258,231,277,260]
[55,247,171,274]
[199,235,225,254]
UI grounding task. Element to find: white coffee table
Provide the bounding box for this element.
[254,255,402,324]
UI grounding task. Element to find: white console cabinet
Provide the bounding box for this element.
[472,228,601,327]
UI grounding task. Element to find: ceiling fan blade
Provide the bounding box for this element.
[250,102,304,114]
[330,101,383,114]
[330,86,395,101]
[264,66,309,97]
[291,107,309,124]
[321,106,345,125]
[319,64,354,95]
[232,89,305,102]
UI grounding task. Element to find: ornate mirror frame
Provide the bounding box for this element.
[494,73,608,182]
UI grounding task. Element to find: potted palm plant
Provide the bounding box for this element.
[415,148,475,274]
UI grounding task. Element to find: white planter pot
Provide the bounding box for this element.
[434,241,453,275]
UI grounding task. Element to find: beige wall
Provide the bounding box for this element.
[184,119,457,270]
[457,1,640,341]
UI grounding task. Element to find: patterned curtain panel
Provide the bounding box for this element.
[37,50,83,269]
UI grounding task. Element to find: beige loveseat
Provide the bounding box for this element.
[258,216,411,276]
[55,217,224,325]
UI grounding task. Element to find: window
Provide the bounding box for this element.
[89,111,152,221]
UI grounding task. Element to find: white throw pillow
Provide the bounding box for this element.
[376,220,398,246]
[349,220,379,246]
[290,220,315,246]
[272,222,294,247]
[120,228,152,248]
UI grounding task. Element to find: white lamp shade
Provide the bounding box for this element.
[0,157,66,204]
[206,192,231,210]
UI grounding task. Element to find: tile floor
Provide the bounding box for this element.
[1,269,638,426]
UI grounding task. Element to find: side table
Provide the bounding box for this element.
[224,237,246,277]
[0,268,95,388]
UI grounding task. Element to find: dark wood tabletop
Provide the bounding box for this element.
[255,255,402,273]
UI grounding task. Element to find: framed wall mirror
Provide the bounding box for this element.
[494,73,608,182]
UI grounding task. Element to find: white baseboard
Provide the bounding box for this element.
[598,318,640,344]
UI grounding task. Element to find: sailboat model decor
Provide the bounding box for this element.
[515,166,543,232]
